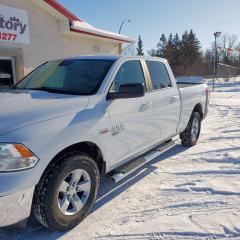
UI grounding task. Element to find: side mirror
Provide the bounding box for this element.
[107,83,145,100]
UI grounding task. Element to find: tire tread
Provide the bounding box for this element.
[180,112,201,147]
[33,151,99,231]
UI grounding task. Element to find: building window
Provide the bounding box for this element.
[0,57,15,89]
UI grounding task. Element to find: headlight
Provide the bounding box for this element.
[0,144,39,172]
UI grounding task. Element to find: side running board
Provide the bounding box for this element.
[111,138,180,183]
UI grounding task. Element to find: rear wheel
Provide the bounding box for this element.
[180,112,201,147]
[33,152,100,231]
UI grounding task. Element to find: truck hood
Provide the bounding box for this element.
[0,90,90,136]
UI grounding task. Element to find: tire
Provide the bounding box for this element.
[180,112,201,147]
[33,152,100,231]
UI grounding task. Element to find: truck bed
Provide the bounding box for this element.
[177,83,208,133]
[177,82,202,89]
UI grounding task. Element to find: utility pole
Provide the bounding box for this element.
[213,32,221,90]
[119,19,131,34]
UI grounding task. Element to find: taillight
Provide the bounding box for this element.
[204,87,210,103]
[205,87,209,97]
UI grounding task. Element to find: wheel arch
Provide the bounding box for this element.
[42,141,106,180]
[192,103,203,120]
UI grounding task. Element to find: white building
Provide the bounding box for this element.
[0,0,133,89]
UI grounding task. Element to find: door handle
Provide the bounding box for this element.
[170,95,179,103]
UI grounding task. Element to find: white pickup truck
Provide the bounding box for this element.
[0,55,209,231]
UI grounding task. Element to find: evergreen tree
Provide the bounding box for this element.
[180,31,189,67]
[182,31,189,42]
[187,29,202,64]
[148,30,204,76]
[156,34,167,57]
[148,34,167,57]
[136,35,144,55]
[179,30,202,71]
[159,34,169,60]
[173,33,180,47]
[147,48,157,56]
[172,33,181,65]
[164,33,175,61]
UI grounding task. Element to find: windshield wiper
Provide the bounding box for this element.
[28,86,59,92]
[26,87,81,95]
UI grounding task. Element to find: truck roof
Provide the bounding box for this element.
[58,55,167,62]
[67,55,121,61]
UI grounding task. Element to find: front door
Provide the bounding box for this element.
[0,57,15,90]
[107,60,156,166]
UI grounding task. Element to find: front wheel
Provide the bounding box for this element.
[180,112,201,147]
[33,152,100,231]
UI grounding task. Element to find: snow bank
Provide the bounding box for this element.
[0,81,240,240]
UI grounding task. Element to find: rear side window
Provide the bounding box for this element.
[110,60,146,93]
[146,61,172,90]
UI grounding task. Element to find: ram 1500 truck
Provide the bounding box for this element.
[0,55,209,231]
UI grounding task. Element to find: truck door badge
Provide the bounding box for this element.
[111,122,124,136]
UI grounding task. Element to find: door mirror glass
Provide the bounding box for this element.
[107,83,145,100]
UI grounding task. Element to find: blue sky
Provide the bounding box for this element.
[58,0,239,53]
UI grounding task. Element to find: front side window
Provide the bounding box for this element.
[110,60,146,93]
[16,59,114,95]
[146,61,172,90]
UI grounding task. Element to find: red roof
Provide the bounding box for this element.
[44,0,83,22]
[43,0,133,43]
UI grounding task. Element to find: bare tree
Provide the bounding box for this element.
[218,33,238,49]
[122,43,136,56]
[217,33,239,64]
[228,34,238,49]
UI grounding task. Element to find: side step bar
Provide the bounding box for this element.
[111,138,180,183]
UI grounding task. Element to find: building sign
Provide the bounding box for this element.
[0,4,30,44]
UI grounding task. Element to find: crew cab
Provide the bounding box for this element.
[0,55,209,231]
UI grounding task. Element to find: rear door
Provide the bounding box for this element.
[106,59,156,166]
[145,60,181,142]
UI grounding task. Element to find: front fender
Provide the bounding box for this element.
[0,105,111,194]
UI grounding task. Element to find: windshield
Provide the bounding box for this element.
[16,59,114,95]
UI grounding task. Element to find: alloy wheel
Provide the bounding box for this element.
[57,169,91,215]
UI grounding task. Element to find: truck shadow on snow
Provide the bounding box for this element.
[0,145,188,240]
[93,144,188,213]
[95,231,240,240]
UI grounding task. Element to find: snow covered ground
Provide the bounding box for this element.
[1,80,240,240]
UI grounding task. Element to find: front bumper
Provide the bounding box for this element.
[0,186,34,227]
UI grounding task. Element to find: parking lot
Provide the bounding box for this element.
[0,80,240,240]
